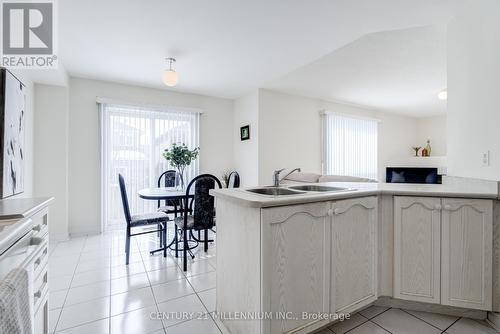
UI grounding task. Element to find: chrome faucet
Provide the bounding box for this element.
[272,169,285,187]
[272,168,301,187]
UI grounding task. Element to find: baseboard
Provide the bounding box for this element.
[213,316,231,334]
[69,229,102,238]
[375,296,487,319]
[49,233,69,242]
[487,312,500,332]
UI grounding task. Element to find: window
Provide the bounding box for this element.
[100,102,200,229]
[322,112,378,180]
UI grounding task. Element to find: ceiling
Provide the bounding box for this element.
[266,25,448,117]
[53,0,463,115]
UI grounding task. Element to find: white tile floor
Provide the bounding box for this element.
[320,306,499,334]
[48,229,217,334]
[49,230,499,334]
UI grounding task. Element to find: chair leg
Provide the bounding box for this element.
[183,228,188,272]
[158,223,163,247]
[204,229,208,252]
[163,223,167,258]
[125,227,131,265]
[174,224,179,258]
[162,224,165,246]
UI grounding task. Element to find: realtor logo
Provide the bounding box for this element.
[1,0,57,68]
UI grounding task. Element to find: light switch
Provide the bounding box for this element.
[481,151,490,167]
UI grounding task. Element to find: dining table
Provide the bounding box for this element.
[138,187,194,203]
[137,187,195,255]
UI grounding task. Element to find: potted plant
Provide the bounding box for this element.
[163,143,200,189]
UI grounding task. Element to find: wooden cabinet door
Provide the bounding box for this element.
[441,198,493,310]
[261,202,331,334]
[331,196,377,314]
[394,196,441,304]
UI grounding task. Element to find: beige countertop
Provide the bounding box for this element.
[211,178,499,208]
[0,197,54,220]
[0,197,53,256]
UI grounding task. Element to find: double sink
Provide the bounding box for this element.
[246,185,352,196]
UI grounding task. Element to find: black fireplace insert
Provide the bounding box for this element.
[386,167,441,184]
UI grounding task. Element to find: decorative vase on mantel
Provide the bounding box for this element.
[162,143,200,191]
[425,140,432,157]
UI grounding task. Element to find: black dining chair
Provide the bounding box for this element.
[118,174,169,264]
[174,174,222,271]
[227,171,240,188]
[156,170,182,215]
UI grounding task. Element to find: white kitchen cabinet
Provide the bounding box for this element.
[214,187,496,334]
[441,198,493,310]
[261,197,379,333]
[33,299,48,334]
[261,202,331,334]
[393,196,441,304]
[0,200,51,334]
[393,196,493,311]
[331,196,377,314]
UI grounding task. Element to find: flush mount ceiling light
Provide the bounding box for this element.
[163,57,179,87]
[438,89,447,100]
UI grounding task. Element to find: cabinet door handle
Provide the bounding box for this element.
[34,280,47,300]
[34,248,47,268]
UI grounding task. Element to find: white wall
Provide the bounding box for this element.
[258,90,323,185]
[377,110,419,178]
[34,84,69,240]
[258,89,418,183]
[416,115,447,156]
[447,0,500,180]
[233,91,259,186]
[68,78,234,235]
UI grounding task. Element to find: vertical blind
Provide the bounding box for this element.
[100,103,200,229]
[322,112,378,180]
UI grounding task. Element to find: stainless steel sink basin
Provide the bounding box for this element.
[288,185,348,192]
[246,187,304,196]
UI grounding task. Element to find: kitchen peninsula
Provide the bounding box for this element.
[211,177,500,334]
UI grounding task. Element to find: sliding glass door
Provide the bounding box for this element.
[100,103,200,230]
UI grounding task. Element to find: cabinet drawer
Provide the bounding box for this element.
[31,208,49,239]
[33,268,48,311]
[31,242,49,280]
